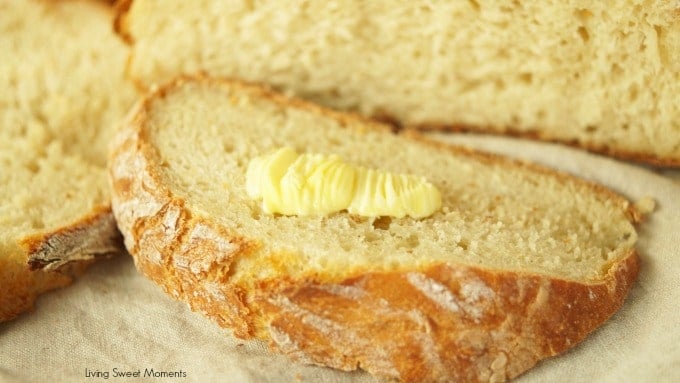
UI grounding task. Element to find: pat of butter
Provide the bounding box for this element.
[246,147,441,218]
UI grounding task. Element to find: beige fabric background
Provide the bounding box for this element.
[1,134,679,383]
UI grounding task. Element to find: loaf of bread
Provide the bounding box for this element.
[110,77,641,382]
[0,0,135,321]
[114,0,680,167]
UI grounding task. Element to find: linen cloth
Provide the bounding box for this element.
[1,134,678,383]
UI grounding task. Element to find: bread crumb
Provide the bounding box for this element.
[634,196,656,216]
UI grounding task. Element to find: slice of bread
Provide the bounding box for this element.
[110,76,641,382]
[115,0,680,167]
[0,0,135,321]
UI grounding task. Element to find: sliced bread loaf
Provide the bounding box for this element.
[115,0,680,166]
[0,0,135,321]
[110,77,641,382]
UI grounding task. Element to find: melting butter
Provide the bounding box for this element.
[246,147,441,218]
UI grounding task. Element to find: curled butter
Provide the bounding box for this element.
[246,147,441,218]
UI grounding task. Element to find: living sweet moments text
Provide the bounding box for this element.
[85,368,187,379]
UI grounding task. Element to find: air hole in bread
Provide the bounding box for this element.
[577,26,590,43]
[372,216,392,230]
[574,9,594,23]
[364,231,380,243]
[25,161,40,174]
[31,217,45,230]
[221,140,234,153]
[339,240,352,252]
[249,208,261,220]
[400,234,420,250]
[519,73,533,84]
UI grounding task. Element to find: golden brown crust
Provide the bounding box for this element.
[1,206,122,322]
[109,76,641,382]
[0,259,71,322]
[113,0,149,93]
[259,254,638,382]
[112,0,133,44]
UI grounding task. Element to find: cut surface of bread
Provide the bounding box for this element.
[110,77,641,382]
[116,0,680,166]
[0,0,135,321]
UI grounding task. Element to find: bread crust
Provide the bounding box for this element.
[0,259,71,322]
[109,76,641,382]
[0,206,119,322]
[258,256,638,382]
[112,0,133,44]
